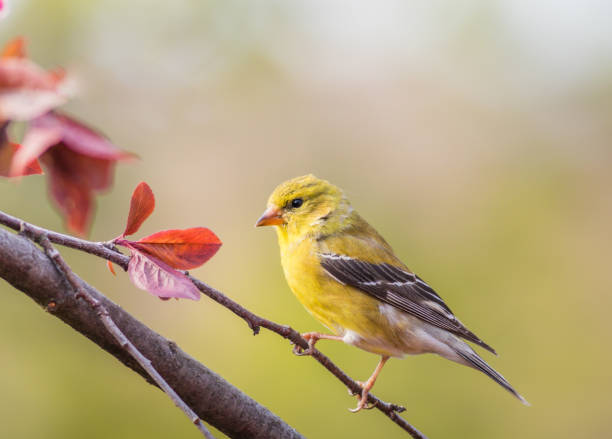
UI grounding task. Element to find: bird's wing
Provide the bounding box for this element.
[319,252,496,354]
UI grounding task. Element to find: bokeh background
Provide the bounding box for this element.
[1,1,611,438]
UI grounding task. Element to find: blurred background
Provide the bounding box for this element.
[1,1,611,438]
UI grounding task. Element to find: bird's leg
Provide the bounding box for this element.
[349,355,390,413]
[292,332,343,356]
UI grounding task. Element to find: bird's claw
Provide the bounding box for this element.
[292,333,318,356]
[292,344,314,356]
[349,403,376,413]
[348,381,375,412]
[349,394,376,412]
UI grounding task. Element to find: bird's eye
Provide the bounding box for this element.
[291,198,303,208]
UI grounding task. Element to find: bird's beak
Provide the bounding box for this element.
[255,206,283,227]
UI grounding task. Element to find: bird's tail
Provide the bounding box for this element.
[451,340,529,405]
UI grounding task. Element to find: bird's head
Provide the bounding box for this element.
[256,174,352,240]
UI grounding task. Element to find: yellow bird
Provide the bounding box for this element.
[256,174,527,411]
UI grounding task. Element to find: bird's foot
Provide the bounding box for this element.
[292,332,320,356]
[292,344,312,356]
[349,384,376,412]
[347,356,390,412]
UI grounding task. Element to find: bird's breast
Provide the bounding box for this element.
[280,239,333,323]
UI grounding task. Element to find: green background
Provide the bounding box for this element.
[1,1,611,438]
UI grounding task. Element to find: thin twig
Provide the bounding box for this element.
[187,277,425,438]
[18,223,215,439]
[0,211,129,269]
[0,210,427,439]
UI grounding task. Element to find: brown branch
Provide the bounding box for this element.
[21,226,215,439]
[0,226,304,439]
[0,211,129,269]
[0,210,427,439]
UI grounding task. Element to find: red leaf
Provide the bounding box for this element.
[2,37,25,59]
[14,112,133,236]
[32,112,134,160]
[123,182,155,237]
[126,246,200,300]
[0,141,43,177]
[0,58,72,121]
[10,125,61,176]
[106,260,116,276]
[0,38,71,122]
[129,227,222,270]
[40,143,115,235]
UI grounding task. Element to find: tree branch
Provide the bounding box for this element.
[0,211,129,269]
[24,226,215,439]
[0,210,427,439]
[0,226,304,439]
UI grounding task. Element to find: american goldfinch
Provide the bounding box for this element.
[256,174,528,411]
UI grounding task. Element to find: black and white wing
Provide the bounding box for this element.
[319,253,496,354]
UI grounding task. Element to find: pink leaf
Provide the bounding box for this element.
[32,112,134,160]
[0,59,71,121]
[127,246,200,301]
[10,126,61,176]
[12,112,134,235]
[0,37,72,121]
[0,141,43,177]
